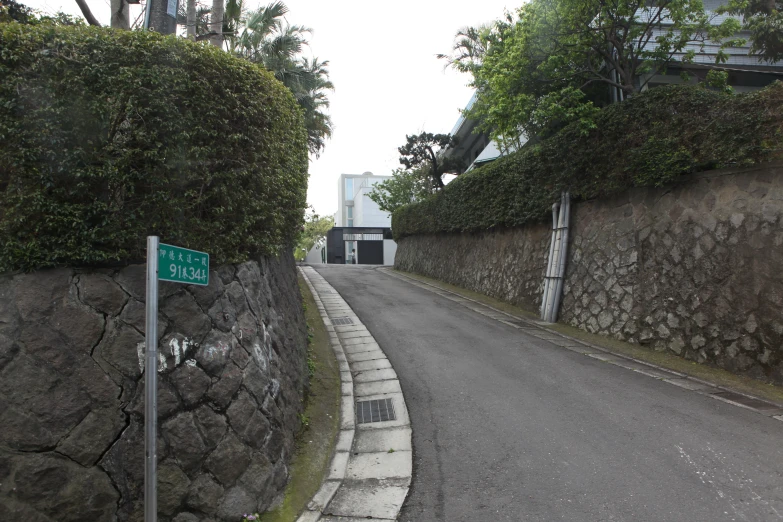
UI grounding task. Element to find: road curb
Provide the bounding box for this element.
[380,268,783,422]
[297,267,412,522]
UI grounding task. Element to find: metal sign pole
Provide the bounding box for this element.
[144,235,159,522]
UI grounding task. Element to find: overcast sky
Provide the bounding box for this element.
[20,0,515,217]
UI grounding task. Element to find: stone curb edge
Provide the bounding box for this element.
[297,267,352,521]
[296,267,413,521]
[379,268,783,423]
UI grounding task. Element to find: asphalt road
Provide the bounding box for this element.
[313,265,783,522]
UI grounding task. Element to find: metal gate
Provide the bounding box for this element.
[357,240,383,264]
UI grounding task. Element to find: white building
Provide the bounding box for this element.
[335,172,392,228]
[320,172,397,265]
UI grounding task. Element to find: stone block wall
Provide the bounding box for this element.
[394,162,783,383]
[562,163,783,382]
[0,252,308,521]
[394,225,551,311]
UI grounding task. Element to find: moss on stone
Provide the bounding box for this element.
[260,275,340,521]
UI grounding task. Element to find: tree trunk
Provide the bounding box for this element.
[427,146,445,189]
[210,0,224,48]
[74,0,102,26]
[186,0,196,39]
[110,0,130,29]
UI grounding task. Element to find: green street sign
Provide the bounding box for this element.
[158,243,209,285]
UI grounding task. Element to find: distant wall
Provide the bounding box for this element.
[395,163,783,383]
[305,245,325,264]
[0,252,308,521]
[383,240,398,266]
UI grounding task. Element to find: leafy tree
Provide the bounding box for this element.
[398,132,463,190]
[0,1,84,25]
[0,0,35,24]
[229,1,334,156]
[175,1,334,156]
[443,0,743,146]
[368,167,433,215]
[436,21,509,75]
[179,0,211,39]
[295,57,334,156]
[295,209,334,261]
[718,0,783,62]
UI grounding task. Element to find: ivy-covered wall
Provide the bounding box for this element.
[393,83,783,240]
[0,24,309,272]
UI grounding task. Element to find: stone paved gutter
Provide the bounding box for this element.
[380,268,783,423]
[296,267,412,522]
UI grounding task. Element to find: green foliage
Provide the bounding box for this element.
[718,0,783,63]
[0,0,82,26]
[704,69,733,93]
[392,83,783,239]
[306,350,316,378]
[229,2,334,157]
[398,132,464,189]
[0,0,35,24]
[368,167,433,215]
[177,1,334,156]
[445,0,743,145]
[294,208,333,261]
[0,24,308,272]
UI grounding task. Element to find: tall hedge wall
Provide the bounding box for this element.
[392,83,783,239]
[0,24,309,272]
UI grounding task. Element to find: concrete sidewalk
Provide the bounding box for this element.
[297,267,412,522]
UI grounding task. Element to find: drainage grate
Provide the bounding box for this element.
[356,398,396,424]
[332,317,354,326]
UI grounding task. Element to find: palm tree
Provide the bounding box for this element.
[176,0,333,154]
[232,2,309,65]
[293,57,334,156]
[229,1,333,156]
[178,0,211,39]
[210,0,224,47]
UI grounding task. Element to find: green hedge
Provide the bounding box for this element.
[0,24,308,272]
[393,83,783,239]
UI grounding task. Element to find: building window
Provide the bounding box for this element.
[347,207,353,219]
[345,178,354,201]
[347,219,353,227]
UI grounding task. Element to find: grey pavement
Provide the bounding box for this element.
[297,267,412,522]
[312,264,783,522]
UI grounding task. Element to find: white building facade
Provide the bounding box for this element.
[335,172,393,228]
[320,172,397,265]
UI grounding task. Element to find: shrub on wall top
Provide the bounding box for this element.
[0,24,309,272]
[392,83,783,239]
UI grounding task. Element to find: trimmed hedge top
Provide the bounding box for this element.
[393,83,783,240]
[0,24,309,272]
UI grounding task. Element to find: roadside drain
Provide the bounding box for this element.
[332,317,354,326]
[501,319,529,327]
[356,398,396,424]
[710,391,783,414]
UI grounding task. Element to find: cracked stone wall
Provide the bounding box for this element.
[0,252,308,521]
[395,162,783,383]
